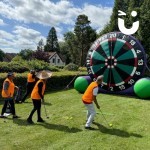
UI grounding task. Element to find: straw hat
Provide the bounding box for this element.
[36,70,52,79]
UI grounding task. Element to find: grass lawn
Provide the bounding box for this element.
[0,89,150,150]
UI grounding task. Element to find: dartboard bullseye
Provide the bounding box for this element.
[86,32,146,92]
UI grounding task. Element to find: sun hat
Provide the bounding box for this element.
[36,70,52,79]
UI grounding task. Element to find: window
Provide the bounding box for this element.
[57,59,60,63]
[53,58,55,63]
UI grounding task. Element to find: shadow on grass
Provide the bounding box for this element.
[12,118,82,133]
[93,122,143,138]
[0,100,53,106]
[40,122,82,133]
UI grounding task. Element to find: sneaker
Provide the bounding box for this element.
[27,118,34,124]
[85,127,96,130]
[13,115,20,119]
[37,118,45,122]
[0,115,7,118]
[15,101,22,104]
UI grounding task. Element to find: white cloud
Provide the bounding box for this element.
[0,0,79,26]
[82,4,112,32]
[0,0,113,53]
[0,30,14,39]
[0,0,112,28]
[0,19,6,25]
[0,26,46,52]
[12,26,46,50]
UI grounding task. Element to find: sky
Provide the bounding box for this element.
[0,0,114,53]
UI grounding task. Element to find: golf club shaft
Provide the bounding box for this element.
[99,109,110,126]
[43,103,48,118]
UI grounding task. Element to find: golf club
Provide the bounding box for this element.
[99,109,112,128]
[43,102,49,119]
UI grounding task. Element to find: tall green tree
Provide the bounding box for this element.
[37,39,44,51]
[126,0,142,38]
[139,0,150,56]
[99,0,144,35]
[0,49,5,61]
[59,41,71,64]
[19,49,33,60]
[64,32,79,65]
[110,0,127,32]
[44,27,60,53]
[74,14,97,66]
[99,0,132,36]
[99,0,150,56]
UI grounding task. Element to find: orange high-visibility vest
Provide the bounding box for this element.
[27,73,35,83]
[2,78,15,98]
[31,80,46,100]
[82,82,98,103]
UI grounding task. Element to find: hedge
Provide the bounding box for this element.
[0,59,59,73]
[0,71,87,97]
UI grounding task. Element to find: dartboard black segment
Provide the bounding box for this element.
[86,32,146,92]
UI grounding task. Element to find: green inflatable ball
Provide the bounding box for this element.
[134,78,150,99]
[74,77,89,93]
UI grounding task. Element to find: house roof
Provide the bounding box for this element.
[47,52,57,59]
[46,52,65,62]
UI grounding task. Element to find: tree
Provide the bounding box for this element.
[139,0,150,56]
[99,23,111,36]
[19,49,33,60]
[0,49,5,61]
[44,27,60,53]
[59,41,71,64]
[37,39,44,51]
[74,14,97,66]
[99,0,142,35]
[64,32,80,65]
[99,0,150,57]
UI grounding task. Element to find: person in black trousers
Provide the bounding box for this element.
[27,70,52,124]
[21,70,36,103]
[0,72,19,118]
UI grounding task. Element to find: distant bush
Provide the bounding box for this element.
[63,63,79,71]
[78,67,87,72]
[27,59,59,72]
[0,58,59,73]
[0,61,29,73]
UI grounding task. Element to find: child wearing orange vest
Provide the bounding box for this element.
[21,70,36,103]
[82,75,103,130]
[27,70,52,124]
[0,72,19,118]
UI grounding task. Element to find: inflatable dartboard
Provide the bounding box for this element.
[86,32,146,92]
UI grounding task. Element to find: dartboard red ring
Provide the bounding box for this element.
[86,32,146,92]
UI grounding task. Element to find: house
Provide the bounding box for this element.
[48,52,65,66]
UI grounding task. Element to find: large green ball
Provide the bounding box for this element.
[134,78,150,98]
[74,77,89,93]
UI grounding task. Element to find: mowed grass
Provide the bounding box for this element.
[0,89,150,150]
